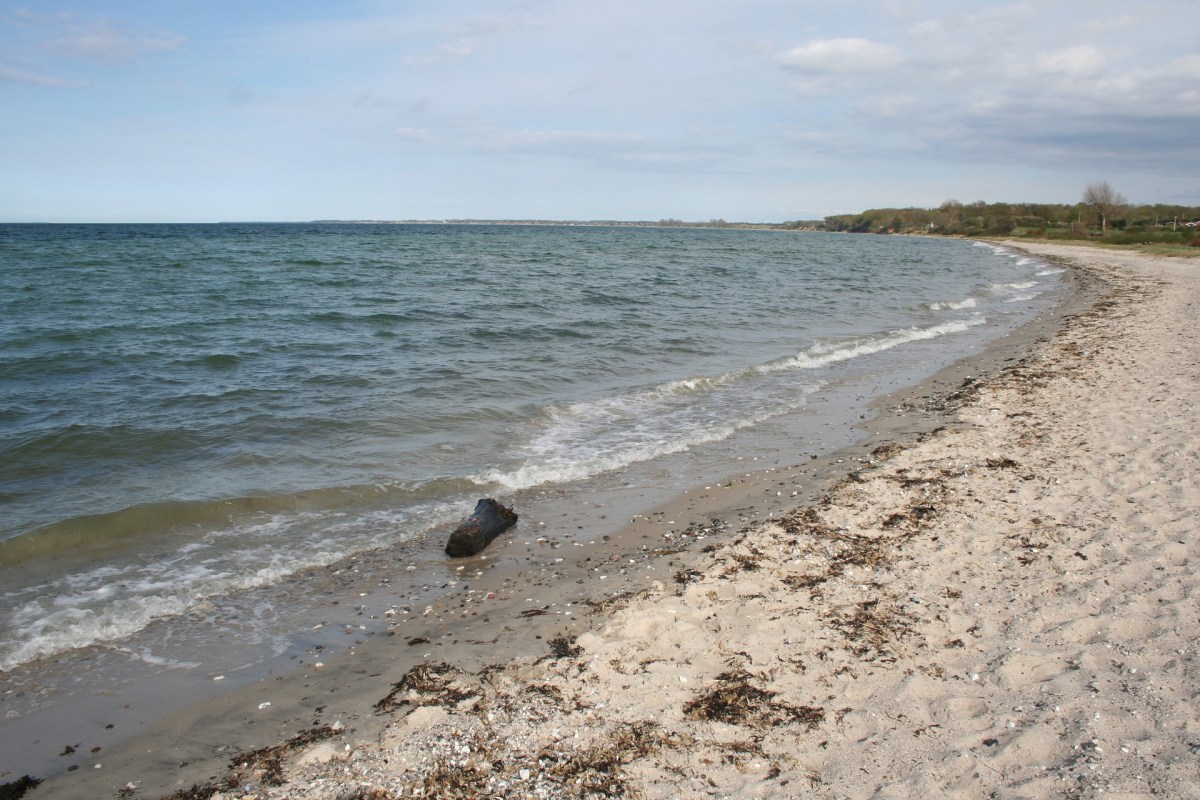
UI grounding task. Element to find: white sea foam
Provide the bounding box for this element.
[476,383,798,490]
[926,298,978,311]
[989,280,1038,293]
[478,419,750,490]
[972,241,1010,256]
[2,594,192,672]
[478,318,984,491]
[0,500,467,672]
[106,646,201,670]
[771,319,985,373]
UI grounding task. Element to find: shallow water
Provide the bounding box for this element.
[0,225,1059,683]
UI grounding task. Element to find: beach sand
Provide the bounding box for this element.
[24,242,1199,799]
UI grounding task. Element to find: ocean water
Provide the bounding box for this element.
[0,224,1062,679]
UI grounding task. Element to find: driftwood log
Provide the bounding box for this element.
[444,498,518,557]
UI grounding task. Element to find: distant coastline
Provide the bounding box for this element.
[307,218,819,230]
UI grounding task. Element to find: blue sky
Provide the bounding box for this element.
[3,1,1198,222]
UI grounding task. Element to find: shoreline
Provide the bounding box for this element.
[21,241,1188,798]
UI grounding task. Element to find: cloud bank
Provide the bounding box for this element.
[1,0,1196,221]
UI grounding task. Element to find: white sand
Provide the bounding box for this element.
[163,243,1200,799]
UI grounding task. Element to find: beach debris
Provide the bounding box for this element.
[683,670,824,730]
[445,499,518,557]
[825,597,916,660]
[544,633,583,661]
[375,661,479,713]
[225,725,342,788]
[0,775,42,800]
[870,442,905,461]
[160,780,237,799]
[881,504,937,529]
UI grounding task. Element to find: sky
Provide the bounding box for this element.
[2,1,1198,222]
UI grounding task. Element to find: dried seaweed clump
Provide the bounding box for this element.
[585,589,647,614]
[825,598,916,660]
[906,375,982,413]
[337,788,395,800]
[412,758,490,800]
[985,456,1020,470]
[230,726,342,787]
[683,671,824,731]
[546,633,583,660]
[539,720,677,798]
[881,504,937,530]
[375,661,479,713]
[0,776,43,800]
[160,782,237,800]
[400,721,677,799]
[870,442,905,461]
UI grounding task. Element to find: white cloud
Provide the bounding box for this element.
[777,37,904,74]
[440,39,475,58]
[45,20,184,64]
[468,126,740,172]
[1085,13,1142,32]
[484,128,645,151]
[1034,44,1105,77]
[404,37,478,67]
[855,92,920,119]
[0,63,79,86]
[4,0,1199,220]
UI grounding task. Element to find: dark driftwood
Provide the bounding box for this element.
[444,499,518,557]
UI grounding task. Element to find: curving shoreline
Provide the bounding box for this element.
[28,242,1199,799]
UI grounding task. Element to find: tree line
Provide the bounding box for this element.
[815,183,1200,245]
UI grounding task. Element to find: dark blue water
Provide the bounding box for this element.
[0,223,1061,671]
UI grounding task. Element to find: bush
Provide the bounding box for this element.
[1104,231,1192,246]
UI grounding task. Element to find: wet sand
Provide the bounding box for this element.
[23,242,1199,799]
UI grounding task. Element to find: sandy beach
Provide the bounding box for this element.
[22,241,1198,800]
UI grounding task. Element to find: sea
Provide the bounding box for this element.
[0,223,1064,769]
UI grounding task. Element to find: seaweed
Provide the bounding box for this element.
[375,661,478,713]
[412,759,490,799]
[782,573,827,591]
[881,504,936,529]
[825,598,916,660]
[229,725,341,787]
[545,634,582,660]
[584,589,645,613]
[0,777,42,800]
[338,789,395,800]
[683,671,824,730]
[539,720,676,798]
[871,442,905,461]
[158,779,236,800]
